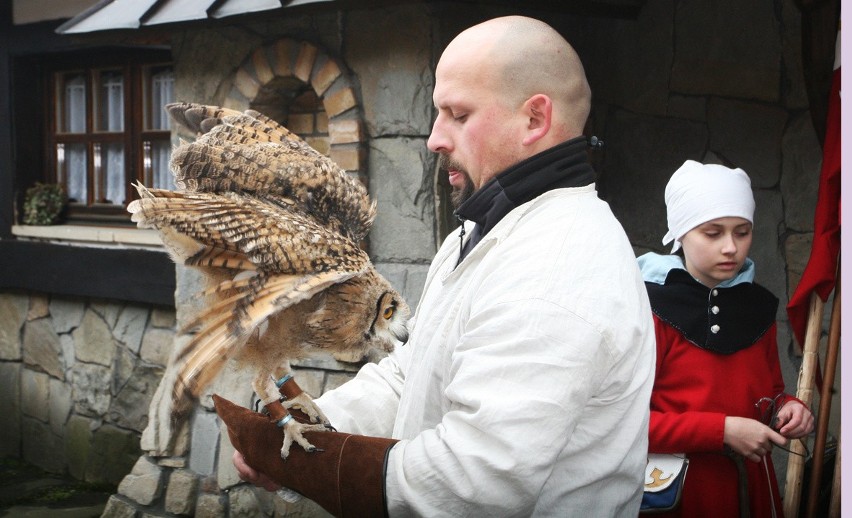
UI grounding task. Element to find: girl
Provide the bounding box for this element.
[638,160,814,517]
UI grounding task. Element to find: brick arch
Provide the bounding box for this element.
[224,38,366,181]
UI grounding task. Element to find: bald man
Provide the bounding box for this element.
[225,16,655,516]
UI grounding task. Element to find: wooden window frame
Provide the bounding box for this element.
[42,48,173,223]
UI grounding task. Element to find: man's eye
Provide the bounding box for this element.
[454,114,467,122]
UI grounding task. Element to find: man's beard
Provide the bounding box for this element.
[438,154,475,209]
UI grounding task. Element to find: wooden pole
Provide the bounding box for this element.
[783,293,824,518]
[828,431,840,518]
[805,274,841,518]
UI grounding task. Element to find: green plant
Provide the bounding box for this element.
[22,182,67,225]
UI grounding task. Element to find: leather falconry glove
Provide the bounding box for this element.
[213,394,398,518]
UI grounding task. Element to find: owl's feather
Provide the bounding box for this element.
[166,102,376,243]
[130,103,410,457]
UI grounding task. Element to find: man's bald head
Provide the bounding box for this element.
[439,16,591,139]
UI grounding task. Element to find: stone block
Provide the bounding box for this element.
[0,293,27,360]
[784,232,812,299]
[329,119,363,145]
[73,309,117,367]
[671,0,781,101]
[60,334,75,373]
[21,368,50,422]
[288,113,315,134]
[329,145,364,172]
[667,95,706,122]
[91,299,124,329]
[323,87,356,118]
[367,137,439,263]
[49,296,86,334]
[0,362,21,457]
[312,58,341,97]
[72,362,112,417]
[227,485,265,517]
[27,294,49,320]
[316,111,329,133]
[21,416,65,473]
[195,492,226,518]
[49,376,73,436]
[780,0,810,110]
[234,67,261,100]
[189,410,220,476]
[22,318,63,379]
[291,368,324,398]
[707,98,787,188]
[346,5,433,136]
[140,326,175,367]
[750,189,786,315]
[150,307,176,329]
[65,414,94,480]
[294,42,318,83]
[88,424,143,484]
[251,47,275,85]
[101,495,138,518]
[271,39,295,77]
[305,136,330,156]
[117,456,164,506]
[114,305,150,354]
[110,363,165,432]
[598,109,708,250]
[165,468,199,515]
[580,0,674,117]
[216,418,241,490]
[781,112,822,231]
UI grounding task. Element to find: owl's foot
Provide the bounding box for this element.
[284,392,334,430]
[276,375,334,430]
[280,419,330,459]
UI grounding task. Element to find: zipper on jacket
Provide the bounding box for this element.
[456,214,466,267]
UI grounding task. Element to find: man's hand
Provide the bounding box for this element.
[773,400,814,438]
[233,450,281,492]
[723,416,787,462]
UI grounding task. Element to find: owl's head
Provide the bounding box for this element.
[305,268,410,359]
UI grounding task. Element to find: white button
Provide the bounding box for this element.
[711,306,720,314]
[711,324,720,334]
[712,289,719,296]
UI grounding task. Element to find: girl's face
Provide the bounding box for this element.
[679,217,753,288]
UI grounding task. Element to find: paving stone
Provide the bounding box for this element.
[73,309,116,367]
[0,293,27,360]
[22,318,64,379]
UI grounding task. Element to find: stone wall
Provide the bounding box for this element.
[0,290,174,484]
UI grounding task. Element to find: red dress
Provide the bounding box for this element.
[645,268,798,518]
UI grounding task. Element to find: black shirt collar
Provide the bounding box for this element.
[453,136,595,262]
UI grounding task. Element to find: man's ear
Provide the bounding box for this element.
[522,94,552,146]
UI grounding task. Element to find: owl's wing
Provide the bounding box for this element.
[128,182,371,411]
[128,183,369,275]
[173,269,360,407]
[165,102,376,242]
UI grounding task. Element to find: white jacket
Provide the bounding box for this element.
[317,184,656,517]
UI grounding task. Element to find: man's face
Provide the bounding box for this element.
[427,53,525,209]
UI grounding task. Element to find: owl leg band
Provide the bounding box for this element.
[215,394,397,518]
[276,375,304,400]
[263,400,294,427]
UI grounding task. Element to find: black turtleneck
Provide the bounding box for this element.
[453,136,595,263]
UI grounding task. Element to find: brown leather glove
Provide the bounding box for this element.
[213,394,398,518]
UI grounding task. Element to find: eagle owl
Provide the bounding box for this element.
[127,102,410,458]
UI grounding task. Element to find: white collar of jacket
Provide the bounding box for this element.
[637,252,755,287]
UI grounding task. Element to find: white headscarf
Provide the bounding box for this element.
[662,160,755,253]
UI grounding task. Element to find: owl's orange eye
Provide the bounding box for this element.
[383,306,395,319]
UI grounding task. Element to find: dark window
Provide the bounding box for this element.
[43,49,174,222]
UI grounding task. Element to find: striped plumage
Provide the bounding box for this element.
[128,103,409,457]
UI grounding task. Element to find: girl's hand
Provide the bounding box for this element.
[773,400,815,438]
[723,416,787,463]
